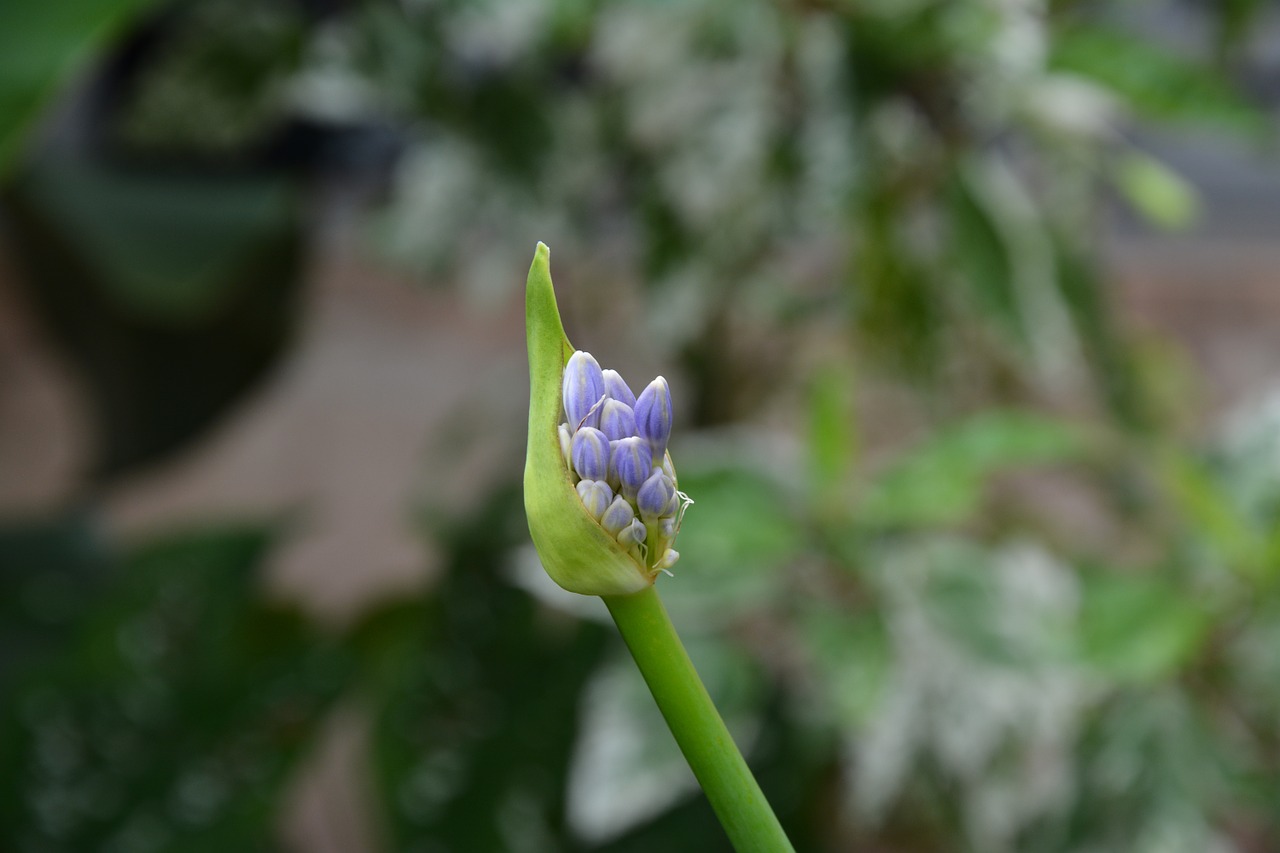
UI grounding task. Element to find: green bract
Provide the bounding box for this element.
[524,243,653,596]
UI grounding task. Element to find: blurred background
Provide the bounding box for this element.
[2,0,1280,850]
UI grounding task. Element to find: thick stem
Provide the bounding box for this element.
[603,585,795,853]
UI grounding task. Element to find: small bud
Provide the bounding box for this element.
[636,470,675,521]
[576,479,613,519]
[600,495,635,538]
[599,399,638,442]
[635,376,673,459]
[618,518,648,547]
[571,427,610,481]
[602,369,637,408]
[610,436,652,500]
[656,549,679,570]
[559,423,573,470]
[563,350,606,430]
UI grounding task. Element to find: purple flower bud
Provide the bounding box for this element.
[602,369,637,408]
[600,495,635,538]
[599,399,638,442]
[563,350,606,430]
[618,518,647,547]
[636,470,676,521]
[656,548,680,570]
[571,427,610,481]
[576,479,613,520]
[635,376,673,459]
[609,436,652,500]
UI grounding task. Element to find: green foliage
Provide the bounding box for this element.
[0,0,162,172]
[859,411,1084,528]
[0,526,352,851]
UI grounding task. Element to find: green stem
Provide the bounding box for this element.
[603,585,795,853]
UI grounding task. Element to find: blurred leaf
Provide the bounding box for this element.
[948,167,1023,344]
[1113,153,1199,231]
[1078,573,1210,683]
[0,525,351,850]
[801,608,890,726]
[859,411,1084,527]
[1054,241,1150,431]
[0,0,160,173]
[659,466,801,621]
[364,488,610,851]
[1158,450,1269,582]
[807,364,858,499]
[1050,26,1267,136]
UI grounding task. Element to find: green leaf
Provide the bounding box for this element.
[658,466,801,620]
[0,526,351,848]
[0,0,162,173]
[1050,26,1266,137]
[1078,573,1210,683]
[1113,153,1199,231]
[807,364,858,498]
[523,243,652,596]
[948,167,1022,343]
[859,411,1083,527]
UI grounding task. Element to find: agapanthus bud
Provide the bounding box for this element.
[600,495,636,538]
[637,470,676,521]
[571,427,610,481]
[559,423,573,470]
[576,479,613,520]
[610,436,652,500]
[635,376,673,459]
[599,399,638,442]
[563,350,606,430]
[602,369,637,408]
[618,518,648,547]
[656,548,680,570]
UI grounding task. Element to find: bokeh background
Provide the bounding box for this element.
[3,1,1280,850]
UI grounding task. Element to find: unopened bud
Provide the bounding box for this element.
[600,495,635,538]
[559,423,573,470]
[602,369,637,408]
[610,436,652,500]
[635,376,673,459]
[599,399,638,442]
[571,427,610,481]
[618,518,648,547]
[636,470,676,521]
[576,479,613,520]
[563,350,606,430]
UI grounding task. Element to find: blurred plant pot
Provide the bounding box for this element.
[2,151,306,482]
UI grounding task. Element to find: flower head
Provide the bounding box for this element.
[524,243,692,596]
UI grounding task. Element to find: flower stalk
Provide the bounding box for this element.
[524,243,794,853]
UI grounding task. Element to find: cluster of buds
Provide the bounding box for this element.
[559,350,691,574]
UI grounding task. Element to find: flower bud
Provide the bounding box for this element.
[610,436,652,500]
[571,427,610,481]
[559,423,573,470]
[618,518,648,547]
[576,479,613,520]
[656,548,680,570]
[602,369,637,408]
[636,470,676,522]
[600,495,635,538]
[635,376,673,459]
[563,350,606,430]
[599,399,638,442]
